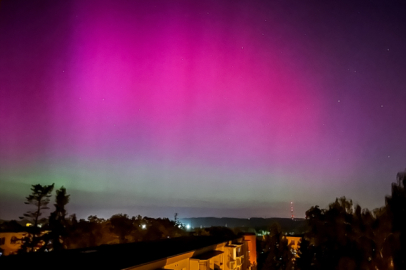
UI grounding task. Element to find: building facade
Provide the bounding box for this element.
[0,234,257,270]
[126,235,257,270]
[0,232,27,256]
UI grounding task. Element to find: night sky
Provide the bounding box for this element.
[1,0,406,220]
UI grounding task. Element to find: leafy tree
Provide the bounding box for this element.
[143,217,186,241]
[110,214,134,244]
[385,169,406,270]
[204,226,236,238]
[261,223,294,270]
[296,237,313,270]
[64,215,116,249]
[299,197,392,270]
[0,220,24,232]
[193,228,211,236]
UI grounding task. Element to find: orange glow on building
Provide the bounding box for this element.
[242,234,257,270]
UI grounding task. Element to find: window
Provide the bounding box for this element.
[10,236,18,244]
[0,237,5,245]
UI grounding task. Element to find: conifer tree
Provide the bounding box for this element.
[49,186,70,250]
[19,183,54,253]
[20,183,55,228]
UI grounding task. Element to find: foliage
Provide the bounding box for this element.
[20,183,54,227]
[296,237,312,270]
[18,183,54,253]
[0,220,24,232]
[296,197,393,270]
[259,223,294,270]
[63,215,116,249]
[110,214,136,244]
[48,186,70,251]
[385,170,406,270]
[193,226,236,238]
[61,214,188,249]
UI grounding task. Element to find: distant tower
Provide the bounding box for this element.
[291,202,294,220]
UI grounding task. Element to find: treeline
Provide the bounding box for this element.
[258,170,406,270]
[2,184,191,253]
[54,214,187,249]
[1,184,240,254]
[180,217,308,233]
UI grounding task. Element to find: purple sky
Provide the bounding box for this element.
[1,0,406,220]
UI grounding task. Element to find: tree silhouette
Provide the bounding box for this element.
[20,183,55,228]
[174,213,178,223]
[110,214,134,244]
[261,223,294,270]
[19,183,54,253]
[63,215,117,249]
[298,196,394,270]
[295,237,313,270]
[0,220,24,232]
[385,169,406,270]
[143,217,186,241]
[52,186,70,220]
[48,186,70,250]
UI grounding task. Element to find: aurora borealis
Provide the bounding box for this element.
[1,0,406,220]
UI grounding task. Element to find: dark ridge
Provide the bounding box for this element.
[179,217,307,232]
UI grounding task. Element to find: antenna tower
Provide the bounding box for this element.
[291,202,294,220]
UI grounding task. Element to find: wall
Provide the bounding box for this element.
[0,232,27,256]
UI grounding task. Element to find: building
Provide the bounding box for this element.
[129,234,256,270]
[0,232,27,256]
[285,236,302,258]
[0,230,50,256]
[0,234,257,270]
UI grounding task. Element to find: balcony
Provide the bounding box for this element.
[236,255,244,266]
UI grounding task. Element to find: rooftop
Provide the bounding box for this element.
[0,235,241,270]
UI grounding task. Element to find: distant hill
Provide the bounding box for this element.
[179,217,308,233]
